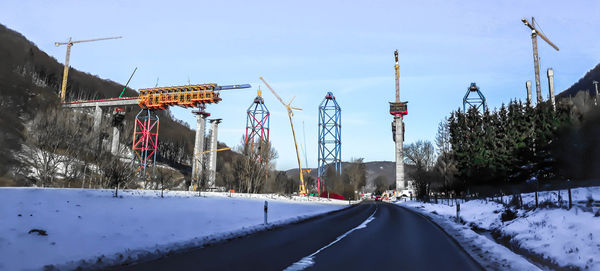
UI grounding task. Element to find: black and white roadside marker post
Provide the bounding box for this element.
[456,203,461,223]
[264,201,268,225]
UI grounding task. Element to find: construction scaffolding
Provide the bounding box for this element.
[245,89,270,148]
[317,92,341,195]
[463,82,487,112]
[132,109,159,174]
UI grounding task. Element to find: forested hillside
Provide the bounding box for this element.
[558,63,600,98]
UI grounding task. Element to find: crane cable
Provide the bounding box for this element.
[533,19,548,39]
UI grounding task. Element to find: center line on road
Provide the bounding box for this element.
[283,206,378,271]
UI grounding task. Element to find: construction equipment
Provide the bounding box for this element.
[55,36,122,103]
[135,83,249,174]
[112,67,138,126]
[317,92,341,195]
[259,77,307,195]
[389,50,408,193]
[202,147,231,154]
[245,87,270,151]
[463,83,487,112]
[245,87,271,181]
[137,83,250,109]
[521,17,559,104]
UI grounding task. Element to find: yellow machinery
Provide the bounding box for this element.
[259,77,307,195]
[55,36,122,103]
[138,84,222,109]
[521,17,559,104]
[202,147,231,154]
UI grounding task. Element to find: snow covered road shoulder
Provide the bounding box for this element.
[399,189,600,271]
[0,188,348,271]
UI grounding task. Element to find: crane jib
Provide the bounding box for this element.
[217,84,252,90]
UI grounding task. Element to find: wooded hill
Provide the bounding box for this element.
[558,63,600,98]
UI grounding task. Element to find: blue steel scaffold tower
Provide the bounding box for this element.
[463,82,488,112]
[317,92,341,195]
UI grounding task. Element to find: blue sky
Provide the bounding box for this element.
[2,0,599,170]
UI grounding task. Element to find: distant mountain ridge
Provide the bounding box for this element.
[558,63,600,98]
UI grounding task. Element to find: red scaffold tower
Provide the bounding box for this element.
[132,109,159,174]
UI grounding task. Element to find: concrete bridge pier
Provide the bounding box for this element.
[93,105,103,133]
[191,110,209,190]
[207,119,222,188]
[110,126,120,155]
[547,68,555,110]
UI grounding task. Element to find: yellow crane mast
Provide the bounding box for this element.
[55,36,122,103]
[259,77,307,195]
[521,17,559,104]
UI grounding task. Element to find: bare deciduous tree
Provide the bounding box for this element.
[404,140,436,201]
[98,154,136,197]
[233,137,277,193]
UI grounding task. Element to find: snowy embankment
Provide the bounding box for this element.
[399,186,600,271]
[0,188,348,271]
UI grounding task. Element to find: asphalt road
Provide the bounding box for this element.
[110,201,482,271]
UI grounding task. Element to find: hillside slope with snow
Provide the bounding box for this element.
[0,188,348,270]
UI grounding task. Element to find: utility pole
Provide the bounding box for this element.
[389,50,408,194]
[55,36,122,103]
[521,17,559,105]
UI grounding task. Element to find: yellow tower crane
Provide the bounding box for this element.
[55,36,122,103]
[259,77,307,195]
[521,17,559,104]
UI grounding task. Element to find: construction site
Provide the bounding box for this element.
[1,14,585,200]
[4,1,600,270]
[48,33,353,197]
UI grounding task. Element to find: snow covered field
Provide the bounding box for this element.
[400,186,600,270]
[0,188,348,270]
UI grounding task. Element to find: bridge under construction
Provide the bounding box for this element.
[62,83,251,189]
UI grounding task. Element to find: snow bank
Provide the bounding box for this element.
[0,188,347,270]
[400,188,600,270]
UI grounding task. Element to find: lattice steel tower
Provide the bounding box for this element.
[245,88,270,148]
[463,82,487,112]
[317,92,341,194]
[132,109,159,175]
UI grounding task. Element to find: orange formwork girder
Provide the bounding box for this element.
[137,84,222,109]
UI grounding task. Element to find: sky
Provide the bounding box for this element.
[2,0,599,170]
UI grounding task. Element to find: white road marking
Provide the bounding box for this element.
[283,206,378,271]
